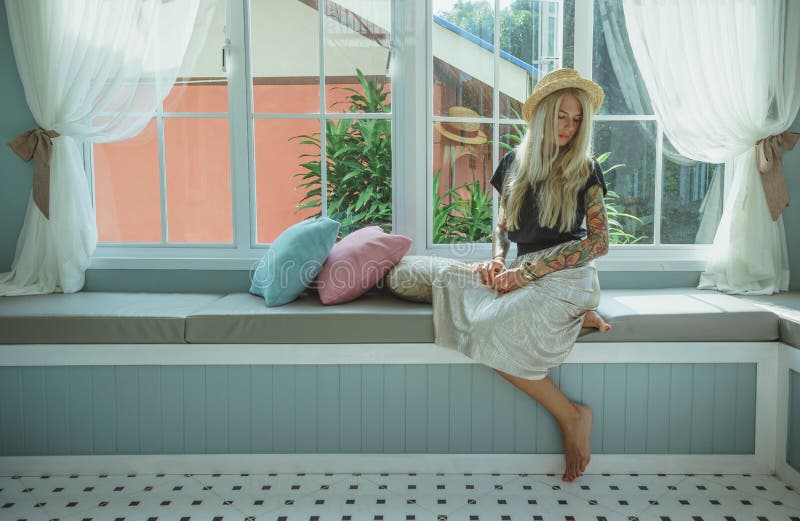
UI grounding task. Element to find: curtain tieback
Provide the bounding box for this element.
[7,127,60,220]
[755,131,800,221]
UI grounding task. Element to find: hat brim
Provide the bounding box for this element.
[522,77,604,123]
[434,122,488,145]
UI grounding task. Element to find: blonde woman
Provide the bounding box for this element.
[433,69,612,482]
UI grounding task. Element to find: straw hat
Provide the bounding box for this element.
[434,106,488,145]
[521,68,604,123]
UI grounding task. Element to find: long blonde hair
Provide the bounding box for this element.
[504,88,594,232]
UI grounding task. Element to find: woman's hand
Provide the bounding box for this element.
[472,258,505,287]
[492,268,529,295]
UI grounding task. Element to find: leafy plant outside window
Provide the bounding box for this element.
[433,171,493,243]
[595,151,646,244]
[292,70,392,237]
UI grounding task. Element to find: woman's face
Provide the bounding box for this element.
[557,94,583,147]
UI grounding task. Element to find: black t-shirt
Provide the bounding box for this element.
[490,149,607,256]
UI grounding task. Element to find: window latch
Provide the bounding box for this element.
[222,38,231,73]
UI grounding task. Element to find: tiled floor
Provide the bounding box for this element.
[1,472,799,521]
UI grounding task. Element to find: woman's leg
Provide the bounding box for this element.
[495,369,593,482]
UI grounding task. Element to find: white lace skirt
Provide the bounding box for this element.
[432,242,601,380]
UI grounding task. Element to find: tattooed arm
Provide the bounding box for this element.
[491,199,511,261]
[475,197,511,286]
[492,184,608,293]
[522,184,609,278]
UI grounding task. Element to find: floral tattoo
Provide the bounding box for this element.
[527,185,609,274]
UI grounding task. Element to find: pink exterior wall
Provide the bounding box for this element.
[93,121,162,243]
[93,82,390,245]
[163,117,232,243]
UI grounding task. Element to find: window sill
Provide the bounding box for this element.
[90,247,264,271]
[90,245,712,272]
[594,247,711,271]
[421,244,710,272]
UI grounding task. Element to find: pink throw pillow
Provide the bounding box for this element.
[316,226,412,305]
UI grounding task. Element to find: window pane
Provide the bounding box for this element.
[433,0,495,118]
[163,0,228,113]
[165,83,228,114]
[499,1,561,119]
[164,118,232,243]
[661,153,724,244]
[325,0,392,113]
[499,122,526,157]
[329,78,387,113]
[593,120,655,244]
[433,122,493,244]
[254,118,320,244]
[592,0,652,115]
[255,82,321,114]
[327,117,392,236]
[94,120,162,243]
[251,0,320,114]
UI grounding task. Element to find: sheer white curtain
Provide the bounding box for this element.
[622,0,800,294]
[597,0,724,244]
[1,0,199,294]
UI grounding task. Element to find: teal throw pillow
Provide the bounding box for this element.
[250,218,340,306]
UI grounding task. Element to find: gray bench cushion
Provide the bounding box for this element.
[578,289,779,343]
[187,289,778,344]
[186,292,434,344]
[736,293,800,348]
[0,292,223,344]
[0,288,782,345]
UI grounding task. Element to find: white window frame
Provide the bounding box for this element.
[90,0,723,272]
[90,0,251,270]
[413,0,722,272]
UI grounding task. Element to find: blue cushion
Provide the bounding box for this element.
[250,218,340,307]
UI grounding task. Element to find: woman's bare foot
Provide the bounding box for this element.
[561,403,593,482]
[583,310,611,331]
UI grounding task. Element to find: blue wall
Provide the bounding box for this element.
[789,369,800,472]
[785,118,800,291]
[0,363,756,456]
[0,4,36,274]
[0,3,798,292]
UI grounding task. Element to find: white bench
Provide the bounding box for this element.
[0,288,797,485]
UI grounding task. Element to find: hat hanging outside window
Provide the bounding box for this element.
[434,106,488,145]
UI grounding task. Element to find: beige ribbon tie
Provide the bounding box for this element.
[755,131,800,221]
[8,127,60,219]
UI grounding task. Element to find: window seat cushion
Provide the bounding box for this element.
[736,292,800,348]
[185,292,433,344]
[579,289,780,343]
[0,288,781,345]
[185,289,778,344]
[0,292,223,344]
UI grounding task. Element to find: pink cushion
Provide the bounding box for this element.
[316,226,413,305]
